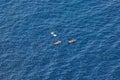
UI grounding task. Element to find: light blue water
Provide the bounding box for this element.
[0,0,120,80]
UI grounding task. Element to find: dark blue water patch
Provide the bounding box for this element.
[0,0,10,5]
[0,0,120,80]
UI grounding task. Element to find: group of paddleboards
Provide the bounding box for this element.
[50,32,76,45]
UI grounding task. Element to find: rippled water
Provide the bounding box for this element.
[0,0,120,80]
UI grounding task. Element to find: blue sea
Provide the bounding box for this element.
[0,0,120,80]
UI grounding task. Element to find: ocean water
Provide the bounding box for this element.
[0,0,120,80]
